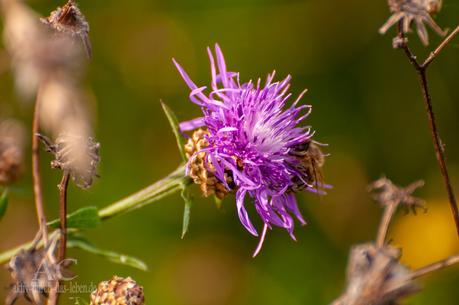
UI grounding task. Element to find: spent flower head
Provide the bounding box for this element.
[174,44,327,255]
[379,0,447,46]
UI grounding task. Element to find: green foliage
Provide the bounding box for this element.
[0,188,8,220]
[48,206,101,229]
[181,187,192,238]
[161,101,187,162]
[68,234,148,271]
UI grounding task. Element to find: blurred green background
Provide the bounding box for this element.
[1,0,459,304]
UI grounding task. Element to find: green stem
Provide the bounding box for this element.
[0,164,190,265]
[98,164,189,220]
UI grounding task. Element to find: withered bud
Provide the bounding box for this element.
[184,129,232,200]
[90,276,144,305]
[369,177,425,213]
[380,0,446,46]
[38,133,100,189]
[41,0,92,57]
[331,243,420,305]
[6,236,63,305]
[0,119,25,186]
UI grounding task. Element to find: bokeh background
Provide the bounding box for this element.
[1,0,459,304]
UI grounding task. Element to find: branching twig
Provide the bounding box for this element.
[32,86,48,246]
[409,254,459,280]
[397,25,459,236]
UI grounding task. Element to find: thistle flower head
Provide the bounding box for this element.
[90,276,144,305]
[41,0,91,57]
[6,234,63,305]
[174,44,326,255]
[379,0,447,46]
[38,133,100,189]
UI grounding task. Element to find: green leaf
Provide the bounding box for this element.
[67,235,148,271]
[161,101,187,162]
[0,188,9,220]
[181,186,192,239]
[48,206,101,229]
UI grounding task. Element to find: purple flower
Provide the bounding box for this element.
[174,44,325,255]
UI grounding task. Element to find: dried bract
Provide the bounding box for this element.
[0,119,25,186]
[331,243,420,305]
[41,0,91,57]
[6,237,63,305]
[39,133,100,189]
[369,177,425,213]
[379,0,447,46]
[90,276,144,305]
[184,129,232,200]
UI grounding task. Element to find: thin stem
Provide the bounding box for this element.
[0,164,189,265]
[98,164,188,220]
[398,28,459,236]
[423,26,459,68]
[409,254,459,279]
[376,201,398,247]
[58,172,70,262]
[32,86,48,245]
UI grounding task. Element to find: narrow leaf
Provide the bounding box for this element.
[181,186,192,239]
[161,101,187,162]
[48,206,101,229]
[0,188,9,220]
[67,235,148,271]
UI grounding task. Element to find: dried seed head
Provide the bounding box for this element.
[369,177,426,213]
[6,236,63,305]
[90,276,144,305]
[0,119,25,186]
[380,0,447,46]
[39,133,100,189]
[41,0,91,57]
[289,141,326,193]
[1,0,84,98]
[332,243,420,305]
[185,129,232,200]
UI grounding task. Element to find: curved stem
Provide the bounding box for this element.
[32,85,48,245]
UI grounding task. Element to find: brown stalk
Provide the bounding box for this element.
[376,201,398,247]
[58,172,70,261]
[409,254,459,280]
[398,25,459,236]
[32,85,48,245]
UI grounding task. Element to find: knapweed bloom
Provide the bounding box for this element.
[379,0,446,46]
[174,44,326,256]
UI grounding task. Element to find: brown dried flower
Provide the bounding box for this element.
[38,133,100,189]
[379,0,447,46]
[41,0,91,57]
[90,276,144,305]
[331,243,420,305]
[1,0,84,98]
[0,119,25,186]
[184,129,233,200]
[6,235,63,305]
[369,177,425,213]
